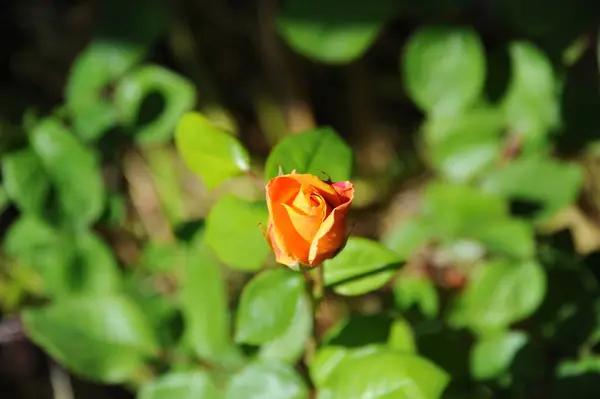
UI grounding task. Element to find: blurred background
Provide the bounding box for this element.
[2,0,600,398]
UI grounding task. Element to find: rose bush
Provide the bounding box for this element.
[265,172,354,268]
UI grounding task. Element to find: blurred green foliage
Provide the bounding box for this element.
[1,0,600,398]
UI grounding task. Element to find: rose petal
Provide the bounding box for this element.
[285,174,343,207]
[332,181,354,198]
[283,201,330,243]
[267,223,297,266]
[308,183,355,266]
[266,177,311,264]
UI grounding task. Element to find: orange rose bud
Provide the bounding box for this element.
[265,171,355,268]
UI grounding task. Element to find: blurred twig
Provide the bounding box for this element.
[0,316,24,344]
[122,148,174,243]
[49,360,74,399]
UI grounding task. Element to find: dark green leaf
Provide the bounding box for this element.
[115,65,195,143]
[277,0,398,64]
[138,371,222,399]
[175,112,250,190]
[470,330,528,380]
[403,26,486,116]
[30,118,105,228]
[2,148,50,215]
[265,127,353,181]
[235,268,304,345]
[324,237,400,296]
[259,293,313,364]
[23,294,157,383]
[205,195,270,271]
[225,359,309,399]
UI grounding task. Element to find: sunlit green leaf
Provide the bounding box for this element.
[176,112,250,189]
[393,274,439,319]
[205,195,270,271]
[225,359,309,399]
[181,246,240,364]
[23,294,157,383]
[451,260,546,332]
[388,318,417,353]
[403,26,486,116]
[470,330,528,380]
[502,41,559,147]
[138,371,222,399]
[324,237,400,296]
[2,148,50,215]
[265,127,353,181]
[30,118,105,228]
[318,347,450,399]
[259,293,313,364]
[235,268,304,345]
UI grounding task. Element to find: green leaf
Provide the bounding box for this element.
[473,219,535,259]
[393,274,439,319]
[235,268,304,345]
[470,330,528,380]
[502,42,558,147]
[402,26,486,116]
[422,182,507,240]
[115,64,195,143]
[175,112,250,190]
[318,347,450,399]
[226,359,309,399]
[277,0,398,64]
[181,246,240,364]
[324,237,400,296]
[139,241,187,274]
[2,148,50,215]
[65,41,139,141]
[451,260,546,332]
[425,105,504,182]
[259,293,313,364]
[23,294,157,383]
[382,218,433,261]
[481,155,584,220]
[205,195,270,271]
[65,0,167,141]
[310,346,355,388]
[30,118,105,228]
[265,127,353,181]
[4,216,74,297]
[138,371,222,399]
[72,230,121,294]
[388,318,416,353]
